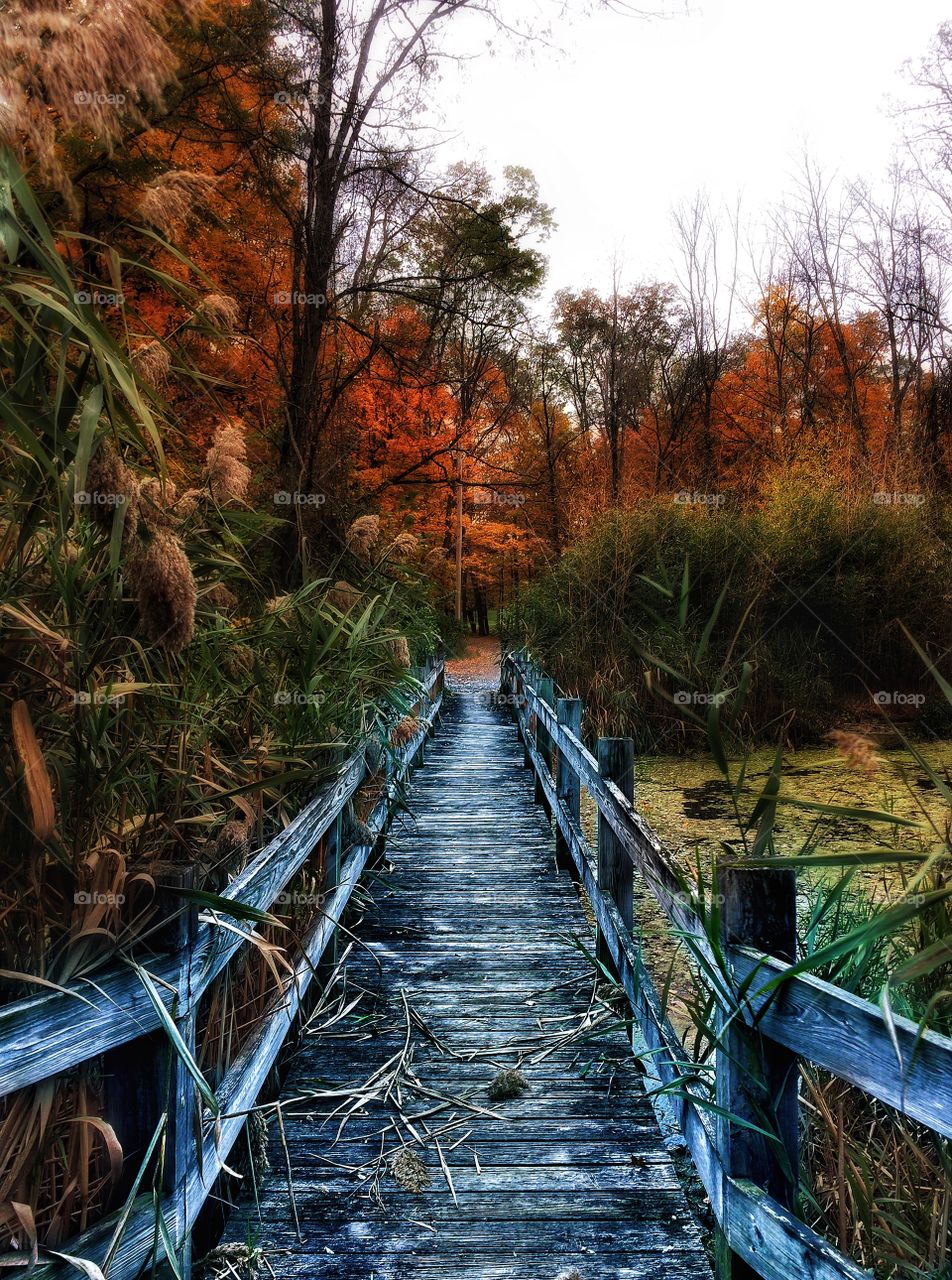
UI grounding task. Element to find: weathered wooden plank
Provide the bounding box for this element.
[24,680,445,1280]
[716,865,799,1280]
[219,684,712,1280]
[732,948,952,1142]
[556,695,583,875]
[597,735,635,971]
[510,658,874,1280]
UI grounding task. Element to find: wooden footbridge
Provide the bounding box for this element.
[220,673,711,1279]
[4,652,952,1280]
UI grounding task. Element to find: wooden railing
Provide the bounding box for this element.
[502,650,952,1280]
[0,658,445,1279]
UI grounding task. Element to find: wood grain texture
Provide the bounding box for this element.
[508,654,952,1147]
[220,686,712,1280]
[508,658,872,1280]
[23,678,444,1280]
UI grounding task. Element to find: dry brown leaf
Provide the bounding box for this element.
[11,700,55,840]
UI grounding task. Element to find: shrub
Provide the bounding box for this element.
[501,476,952,748]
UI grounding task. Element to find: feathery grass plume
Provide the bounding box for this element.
[827,730,881,774]
[327,580,360,611]
[390,636,411,669]
[386,531,418,561]
[193,293,240,333]
[213,816,252,865]
[138,476,177,532]
[389,714,420,747]
[223,643,254,679]
[132,338,172,385]
[84,441,139,542]
[345,513,381,558]
[205,418,251,504]
[488,1067,528,1100]
[129,530,196,654]
[136,170,219,238]
[176,487,204,518]
[204,582,237,611]
[0,0,182,199]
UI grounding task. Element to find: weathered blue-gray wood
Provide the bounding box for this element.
[509,658,872,1280]
[21,675,444,1280]
[508,652,952,1147]
[555,695,582,875]
[715,864,799,1280]
[220,684,712,1279]
[0,665,445,1099]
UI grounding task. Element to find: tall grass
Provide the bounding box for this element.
[0,151,440,1254]
[502,479,952,747]
[534,566,952,1277]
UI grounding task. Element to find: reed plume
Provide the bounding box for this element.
[194,293,240,333]
[129,530,197,655]
[205,419,251,504]
[346,514,380,558]
[136,170,218,237]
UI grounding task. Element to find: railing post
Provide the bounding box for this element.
[555,697,582,877]
[409,664,425,765]
[164,867,198,1277]
[596,738,635,970]
[536,676,555,814]
[714,862,799,1280]
[499,654,512,698]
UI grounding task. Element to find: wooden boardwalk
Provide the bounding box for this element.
[221,682,711,1279]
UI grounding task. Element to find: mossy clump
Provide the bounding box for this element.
[389,1148,431,1193]
[487,1067,528,1101]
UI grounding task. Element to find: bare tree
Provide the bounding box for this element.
[672,192,740,486]
[781,162,877,461]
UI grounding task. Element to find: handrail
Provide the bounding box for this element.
[503,649,952,1280]
[0,658,445,1279]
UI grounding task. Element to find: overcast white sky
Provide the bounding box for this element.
[430,0,952,298]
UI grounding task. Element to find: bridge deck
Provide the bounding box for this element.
[221,682,711,1279]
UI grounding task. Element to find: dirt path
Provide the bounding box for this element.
[444,633,501,692]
